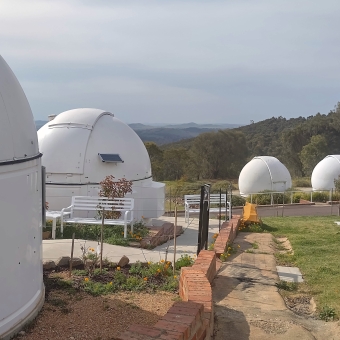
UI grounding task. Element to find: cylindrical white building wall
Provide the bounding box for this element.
[238,156,292,196]
[0,56,44,339]
[311,155,340,191]
[38,108,165,220]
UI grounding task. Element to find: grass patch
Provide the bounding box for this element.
[275,280,298,292]
[263,216,340,318]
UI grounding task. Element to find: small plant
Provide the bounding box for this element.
[80,243,99,277]
[275,280,298,291]
[319,306,337,322]
[220,242,237,261]
[251,241,259,249]
[239,222,264,233]
[175,254,195,270]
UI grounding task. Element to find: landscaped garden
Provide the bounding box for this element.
[252,216,340,320]
[15,254,196,339]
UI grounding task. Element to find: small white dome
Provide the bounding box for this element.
[311,155,340,191]
[0,56,39,163]
[38,108,151,183]
[38,108,164,220]
[238,156,292,196]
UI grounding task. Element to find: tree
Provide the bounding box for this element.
[299,135,328,176]
[99,175,132,219]
[144,142,164,181]
[162,148,188,180]
[189,130,248,179]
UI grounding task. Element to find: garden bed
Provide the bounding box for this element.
[14,255,196,340]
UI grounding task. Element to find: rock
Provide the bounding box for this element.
[56,256,70,267]
[18,331,26,336]
[71,257,83,267]
[43,260,56,270]
[118,255,129,267]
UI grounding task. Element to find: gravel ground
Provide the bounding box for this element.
[15,285,177,340]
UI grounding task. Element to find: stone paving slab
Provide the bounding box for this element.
[276,266,304,282]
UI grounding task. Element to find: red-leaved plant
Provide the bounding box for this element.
[98,175,133,219]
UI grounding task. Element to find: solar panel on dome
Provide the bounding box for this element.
[98,153,124,163]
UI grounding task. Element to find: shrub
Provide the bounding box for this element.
[231,195,246,206]
[175,254,195,270]
[292,178,311,187]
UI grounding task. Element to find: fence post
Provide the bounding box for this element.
[173,206,177,274]
[100,208,104,272]
[69,232,75,278]
[169,187,172,217]
[310,191,313,203]
[197,186,204,255]
[219,188,221,231]
[225,188,228,220]
[291,191,293,204]
[331,189,333,215]
[230,185,233,220]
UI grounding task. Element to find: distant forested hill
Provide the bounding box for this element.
[36,120,241,145]
[134,127,217,145]
[160,103,340,178]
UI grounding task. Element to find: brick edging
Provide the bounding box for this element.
[118,217,241,340]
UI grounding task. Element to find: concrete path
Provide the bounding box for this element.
[213,232,339,340]
[43,216,220,264]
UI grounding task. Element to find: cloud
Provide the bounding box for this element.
[1,0,340,123]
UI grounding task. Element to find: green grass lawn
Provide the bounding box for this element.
[262,216,340,317]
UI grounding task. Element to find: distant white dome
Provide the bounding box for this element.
[311,155,340,191]
[0,56,43,339]
[38,108,164,219]
[238,156,292,196]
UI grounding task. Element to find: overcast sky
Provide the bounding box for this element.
[1,0,340,124]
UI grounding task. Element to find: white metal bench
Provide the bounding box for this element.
[60,196,134,238]
[184,194,230,223]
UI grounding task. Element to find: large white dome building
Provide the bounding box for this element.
[311,155,340,191]
[238,156,292,196]
[0,56,44,339]
[38,108,165,220]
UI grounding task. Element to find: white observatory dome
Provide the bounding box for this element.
[238,156,292,196]
[311,155,340,191]
[38,108,164,220]
[0,56,44,339]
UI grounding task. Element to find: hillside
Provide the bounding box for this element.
[161,105,340,177]
[135,127,218,145]
[35,120,240,145]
